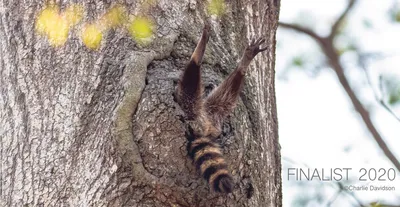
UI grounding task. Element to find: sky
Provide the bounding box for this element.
[276,0,400,206]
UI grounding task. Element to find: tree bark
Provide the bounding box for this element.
[0,0,281,206]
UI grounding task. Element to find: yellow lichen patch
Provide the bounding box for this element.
[47,16,69,46]
[36,6,70,46]
[36,4,84,47]
[63,4,84,26]
[100,5,127,30]
[207,0,226,16]
[35,6,60,35]
[81,24,103,50]
[128,16,154,44]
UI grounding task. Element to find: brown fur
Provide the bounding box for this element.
[200,157,226,174]
[177,23,268,194]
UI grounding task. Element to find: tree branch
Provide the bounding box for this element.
[329,50,400,172]
[329,0,357,39]
[279,22,325,43]
[279,3,400,172]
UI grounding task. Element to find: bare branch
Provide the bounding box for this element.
[333,58,400,172]
[279,22,325,43]
[329,0,357,39]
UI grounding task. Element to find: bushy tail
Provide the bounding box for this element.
[188,137,234,193]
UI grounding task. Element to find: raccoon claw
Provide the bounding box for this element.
[246,37,268,58]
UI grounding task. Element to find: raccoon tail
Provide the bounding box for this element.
[188,137,234,193]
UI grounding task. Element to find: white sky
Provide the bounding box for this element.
[277,0,400,206]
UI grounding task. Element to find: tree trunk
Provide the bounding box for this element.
[0,0,281,206]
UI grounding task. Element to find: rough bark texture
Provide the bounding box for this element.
[0,0,281,206]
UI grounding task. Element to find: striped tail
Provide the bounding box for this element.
[188,137,234,193]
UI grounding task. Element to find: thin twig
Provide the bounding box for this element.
[329,0,357,39]
[325,188,342,207]
[358,54,400,122]
[337,183,365,207]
